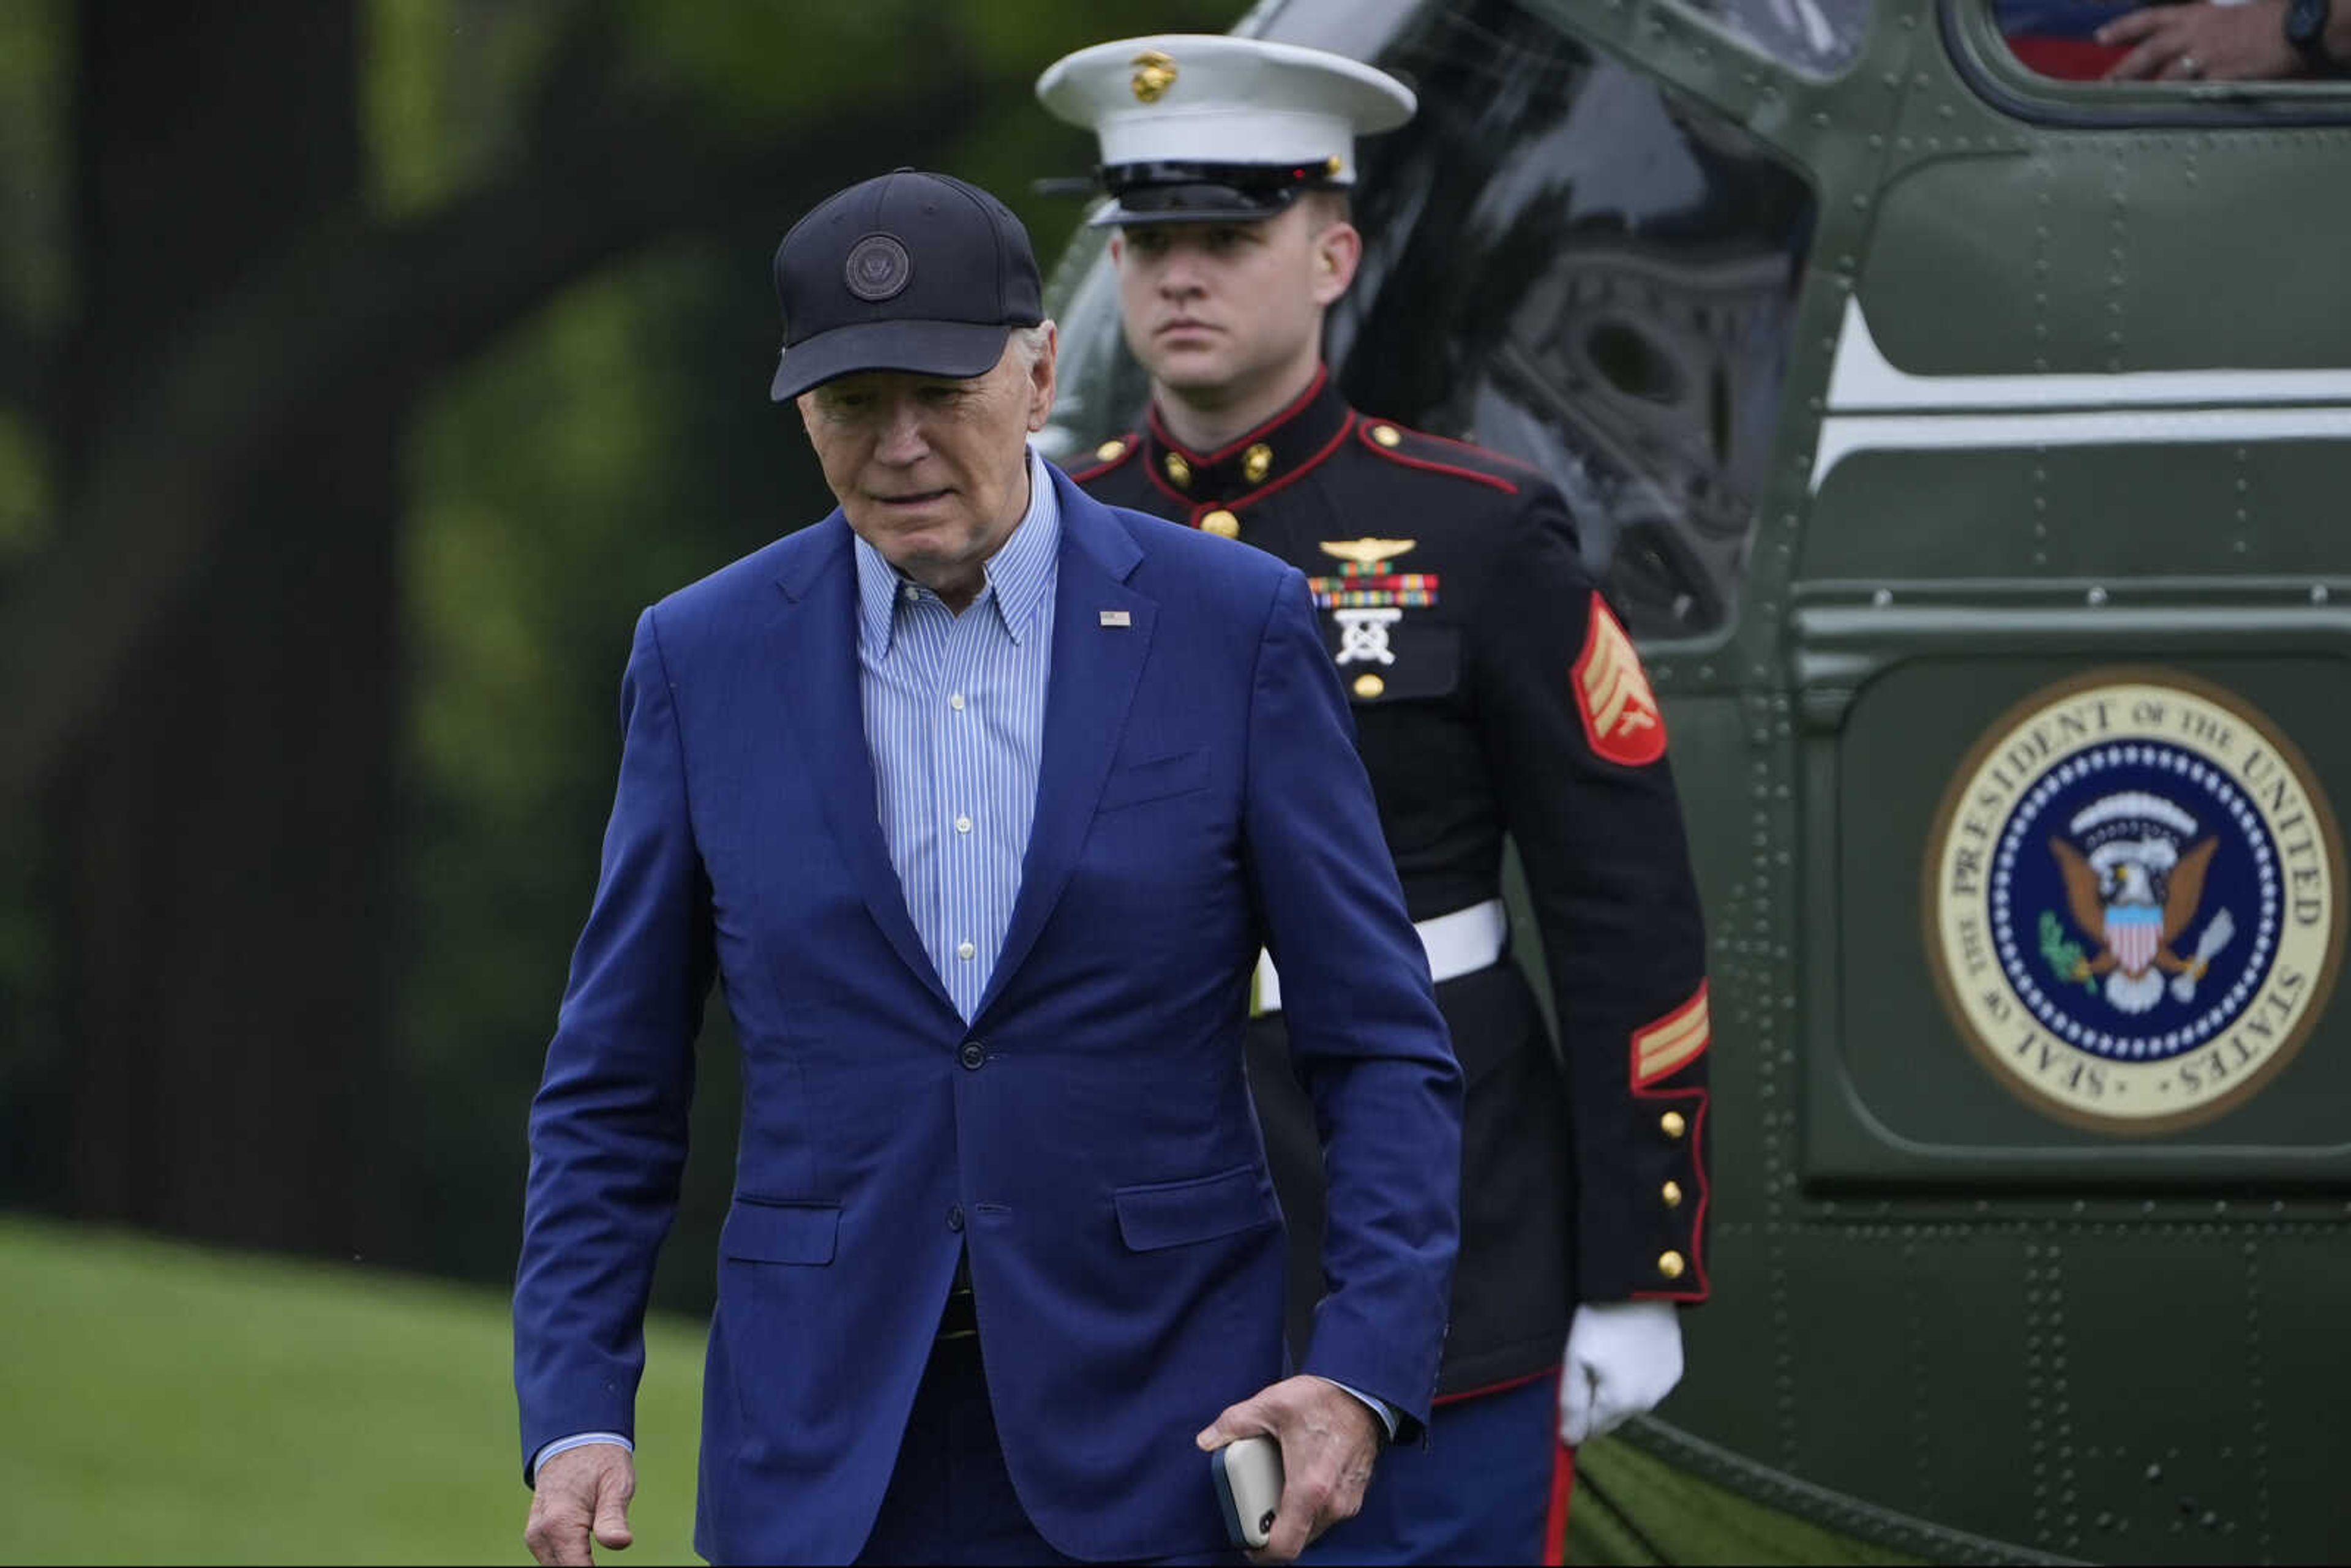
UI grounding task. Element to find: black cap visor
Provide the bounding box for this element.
[770,317,1016,402]
[1088,160,1335,230]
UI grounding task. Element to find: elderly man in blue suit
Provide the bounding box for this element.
[513,169,1462,1567]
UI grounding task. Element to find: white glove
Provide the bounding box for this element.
[1558,1300,1684,1446]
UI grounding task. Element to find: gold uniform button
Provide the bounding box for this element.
[1658,1250,1687,1281]
[1095,438,1127,463]
[1370,423,1403,448]
[1242,442,1273,484]
[1201,509,1240,538]
[1662,1180,1684,1209]
[1660,1110,1687,1139]
[1164,452,1193,489]
[1353,673,1386,699]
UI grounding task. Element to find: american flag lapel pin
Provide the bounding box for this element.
[1099,609,1132,628]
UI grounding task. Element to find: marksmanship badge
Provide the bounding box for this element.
[1924,670,2342,1133]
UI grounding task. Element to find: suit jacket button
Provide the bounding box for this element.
[959,1041,986,1070]
[947,1204,966,1232]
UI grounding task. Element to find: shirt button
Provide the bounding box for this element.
[955,815,973,835]
[956,939,977,961]
[947,1204,966,1232]
[902,584,921,604]
[949,693,966,711]
[959,1041,986,1070]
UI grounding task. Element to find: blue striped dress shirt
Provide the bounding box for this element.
[854,447,1059,1022]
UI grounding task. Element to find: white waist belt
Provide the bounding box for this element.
[1253,898,1507,1016]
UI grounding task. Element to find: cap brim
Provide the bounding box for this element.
[1087,182,1310,230]
[770,318,1015,402]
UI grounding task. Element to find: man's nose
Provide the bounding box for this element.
[1156,254,1207,302]
[874,400,929,463]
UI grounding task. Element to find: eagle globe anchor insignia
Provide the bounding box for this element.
[1927,672,2342,1132]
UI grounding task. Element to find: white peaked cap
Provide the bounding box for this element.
[1036,34,1416,184]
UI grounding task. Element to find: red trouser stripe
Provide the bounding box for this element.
[1543,1438,1577,1564]
[1543,1365,1576,1565]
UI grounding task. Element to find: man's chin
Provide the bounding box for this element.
[1142,349,1239,397]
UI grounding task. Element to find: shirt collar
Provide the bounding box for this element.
[852,446,1060,653]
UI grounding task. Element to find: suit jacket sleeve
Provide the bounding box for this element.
[1469,495,1712,1305]
[513,607,714,1479]
[1240,568,1464,1432]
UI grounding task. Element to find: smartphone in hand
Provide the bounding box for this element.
[1211,1434,1285,1551]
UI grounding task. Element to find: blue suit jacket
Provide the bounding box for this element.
[514,465,1461,1564]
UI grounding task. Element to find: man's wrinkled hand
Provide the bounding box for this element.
[1196,1375,1381,1562]
[525,1443,637,1567]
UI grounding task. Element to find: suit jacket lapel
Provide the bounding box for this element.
[771,516,958,1018]
[977,473,1155,1022]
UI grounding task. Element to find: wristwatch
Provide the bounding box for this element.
[2284,0,2339,75]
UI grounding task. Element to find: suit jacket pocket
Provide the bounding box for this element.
[1097,748,1209,813]
[1113,1165,1279,1251]
[721,1198,841,1264]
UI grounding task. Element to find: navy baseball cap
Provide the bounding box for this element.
[769,169,1044,402]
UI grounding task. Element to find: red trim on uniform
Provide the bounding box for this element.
[1217,412,1355,514]
[1543,1421,1577,1566]
[1356,422,1521,493]
[1628,1086,1711,1304]
[1389,422,1547,478]
[1431,1362,1562,1407]
[1147,365,1331,467]
[1065,433,1138,486]
[1158,413,1359,532]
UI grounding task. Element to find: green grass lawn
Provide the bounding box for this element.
[1,1215,706,1566]
[2,1214,1911,1566]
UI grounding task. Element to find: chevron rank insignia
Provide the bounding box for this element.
[1631,982,1711,1089]
[1573,591,1667,767]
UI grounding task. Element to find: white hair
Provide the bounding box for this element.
[1010,321,1053,370]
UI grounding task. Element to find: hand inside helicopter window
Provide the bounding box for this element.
[2094,0,2338,80]
[1997,0,2350,81]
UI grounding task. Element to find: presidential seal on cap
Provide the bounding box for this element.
[769,168,1044,402]
[1035,35,1415,227]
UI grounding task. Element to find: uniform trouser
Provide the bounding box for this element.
[1247,959,1575,1395]
[854,1316,1244,1566]
[1300,1373,1573,1566]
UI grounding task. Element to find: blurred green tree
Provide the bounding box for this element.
[0,0,1233,1285]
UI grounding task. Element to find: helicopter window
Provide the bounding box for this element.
[1322,1,1817,644]
[1039,0,1815,645]
[1658,0,1873,76]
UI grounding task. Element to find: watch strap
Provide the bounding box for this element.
[2287,0,2339,73]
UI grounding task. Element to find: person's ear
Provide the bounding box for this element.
[1109,232,1125,267]
[1026,321,1059,432]
[1310,220,1362,307]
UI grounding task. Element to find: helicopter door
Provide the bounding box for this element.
[1794,89,2351,1185]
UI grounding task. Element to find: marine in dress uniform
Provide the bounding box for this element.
[1040,37,1714,1565]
